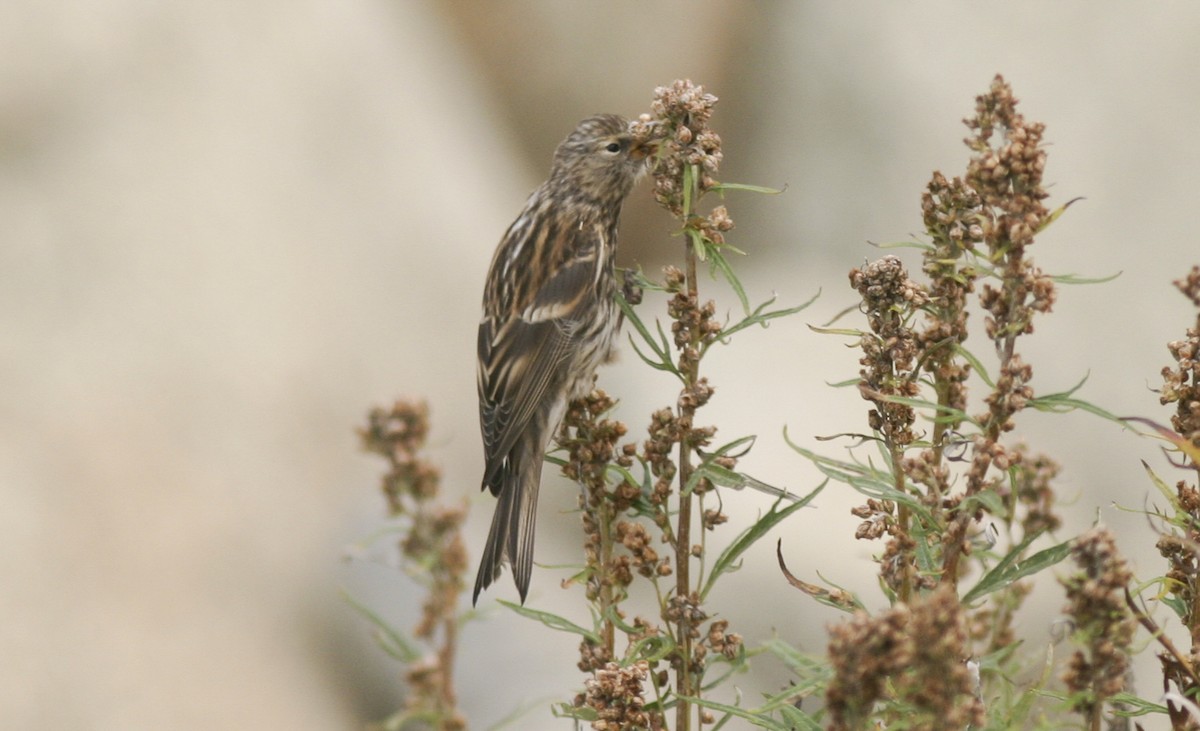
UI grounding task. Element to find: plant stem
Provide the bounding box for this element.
[891,442,913,604]
[599,498,616,657]
[674,234,701,731]
[439,611,458,713]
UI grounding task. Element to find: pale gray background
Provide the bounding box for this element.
[3,2,1196,728]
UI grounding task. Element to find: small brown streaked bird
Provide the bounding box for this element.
[473,114,651,604]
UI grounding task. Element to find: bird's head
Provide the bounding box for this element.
[550,114,655,207]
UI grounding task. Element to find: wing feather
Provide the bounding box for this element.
[477,236,601,491]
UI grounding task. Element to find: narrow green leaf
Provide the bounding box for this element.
[807,324,866,337]
[340,589,421,663]
[627,631,676,663]
[864,392,972,425]
[776,704,823,730]
[720,240,748,256]
[497,600,601,643]
[871,238,935,253]
[688,462,743,491]
[689,227,708,262]
[709,434,758,457]
[1142,460,1181,510]
[709,181,785,195]
[677,697,793,731]
[714,291,818,346]
[701,484,825,599]
[627,336,683,376]
[961,488,1006,517]
[962,537,1072,604]
[952,343,995,389]
[824,377,862,389]
[682,163,695,217]
[786,430,938,525]
[1028,391,1124,425]
[616,292,678,373]
[763,638,811,673]
[1051,271,1122,285]
[1036,195,1083,233]
[708,244,752,314]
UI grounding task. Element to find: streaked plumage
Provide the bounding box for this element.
[474,114,649,604]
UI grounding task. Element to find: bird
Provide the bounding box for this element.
[473,114,651,604]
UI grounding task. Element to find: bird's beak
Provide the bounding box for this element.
[630,137,660,162]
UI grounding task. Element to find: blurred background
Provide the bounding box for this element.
[3,1,1198,728]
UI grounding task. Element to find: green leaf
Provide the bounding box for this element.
[684,435,759,495]
[627,631,676,663]
[952,343,995,389]
[603,461,649,496]
[709,181,785,195]
[1142,460,1181,511]
[785,429,938,525]
[683,163,696,217]
[1027,377,1123,425]
[677,697,795,731]
[824,377,863,389]
[762,639,833,696]
[340,589,421,663]
[617,291,672,353]
[962,536,1072,604]
[689,227,708,262]
[961,487,1006,517]
[807,324,865,337]
[707,243,752,314]
[497,600,602,643]
[863,392,972,426]
[870,238,935,253]
[711,290,819,348]
[701,483,825,599]
[1051,271,1122,285]
[1036,195,1083,233]
[776,704,823,730]
[617,292,683,380]
[690,461,744,490]
[1106,692,1169,717]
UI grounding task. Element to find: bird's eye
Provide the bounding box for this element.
[604,142,621,153]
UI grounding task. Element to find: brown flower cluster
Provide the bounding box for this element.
[616,520,670,579]
[1161,265,1200,449]
[919,171,981,432]
[643,407,681,515]
[938,77,1059,586]
[633,79,724,221]
[849,255,930,447]
[1010,445,1062,537]
[640,397,719,512]
[1152,266,1200,713]
[360,401,467,635]
[665,591,709,676]
[1156,504,1200,627]
[362,400,441,510]
[359,400,467,731]
[577,661,665,731]
[965,75,1056,349]
[1061,527,1135,722]
[561,388,648,672]
[666,266,722,354]
[826,587,983,731]
[660,591,739,679]
[965,74,1050,252]
[562,389,637,512]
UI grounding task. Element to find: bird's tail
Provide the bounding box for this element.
[473,449,542,605]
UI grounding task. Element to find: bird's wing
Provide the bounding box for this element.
[477,226,604,492]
